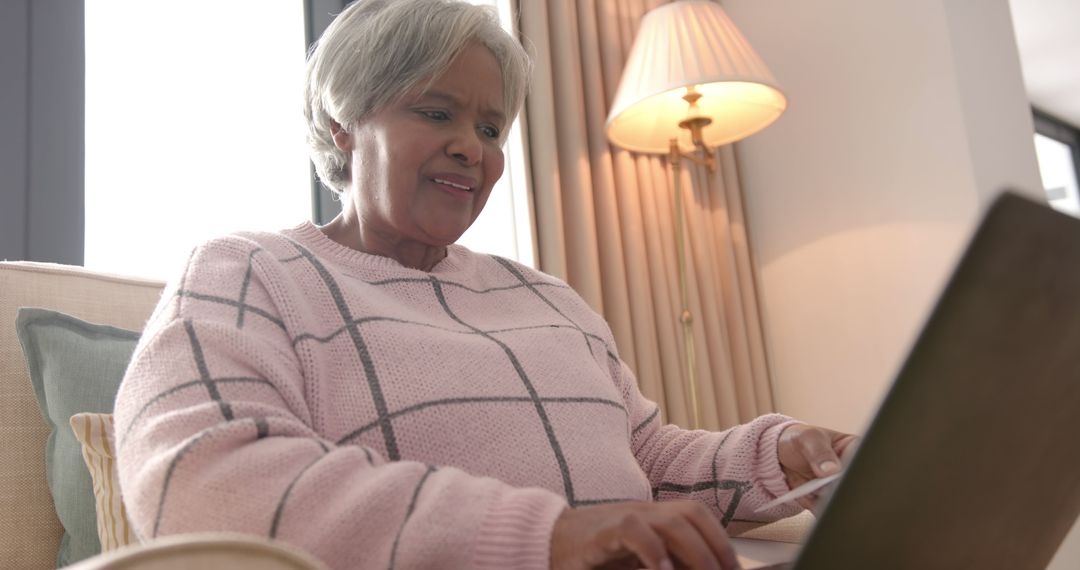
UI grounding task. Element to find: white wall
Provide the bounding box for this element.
[722,0,1076,566]
[725,0,1042,432]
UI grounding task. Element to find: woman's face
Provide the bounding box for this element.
[336,43,507,251]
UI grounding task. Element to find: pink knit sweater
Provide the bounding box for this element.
[114,222,802,570]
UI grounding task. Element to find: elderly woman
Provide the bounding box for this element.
[114,1,855,569]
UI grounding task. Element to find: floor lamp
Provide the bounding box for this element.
[605,0,787,429]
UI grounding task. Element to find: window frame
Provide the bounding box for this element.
[1033,107,1080,197]
[304,0,344,225]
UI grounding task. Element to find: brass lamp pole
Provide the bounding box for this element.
[669,87,716,430]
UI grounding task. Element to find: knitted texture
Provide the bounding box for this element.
[114,222,802,570]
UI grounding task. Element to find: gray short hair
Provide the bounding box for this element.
[304,0,532,195]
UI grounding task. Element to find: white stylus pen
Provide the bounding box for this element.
[754,472,843,513]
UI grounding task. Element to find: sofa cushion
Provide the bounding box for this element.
[70,412,135,554]
[0,261,163,569]
[16,308,141,566]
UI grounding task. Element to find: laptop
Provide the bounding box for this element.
[745,191,1080,569]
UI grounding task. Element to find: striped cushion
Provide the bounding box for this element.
[69,412,134,551]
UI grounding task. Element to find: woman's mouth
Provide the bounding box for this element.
[430,175,478,197]
[432,177,473,192]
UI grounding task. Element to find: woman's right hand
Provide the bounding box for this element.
[549,500,742,570]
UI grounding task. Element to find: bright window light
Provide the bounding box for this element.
[456,0,537,268]
[85,1,310,280]
[1035,133,1080,218]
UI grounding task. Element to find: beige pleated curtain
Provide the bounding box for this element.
[519,0,774,430]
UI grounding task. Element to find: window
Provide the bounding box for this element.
[1033,110,1080,218]
[86,0,535,280]
[85,1,311,280]
[454,0,537,268]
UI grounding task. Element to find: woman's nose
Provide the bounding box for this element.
[447,127,482,166]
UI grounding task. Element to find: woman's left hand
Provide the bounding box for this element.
[776,423,860,513]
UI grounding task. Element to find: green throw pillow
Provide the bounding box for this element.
[15,308,140,567]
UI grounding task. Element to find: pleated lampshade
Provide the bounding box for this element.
[606,0,788,154]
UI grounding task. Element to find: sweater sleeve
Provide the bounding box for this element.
[609,357,805,534]
[113,239,567,570]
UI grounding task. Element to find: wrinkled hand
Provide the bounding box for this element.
[777,423,860,513]
[550,500,742,570]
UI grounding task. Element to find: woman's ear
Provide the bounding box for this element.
[330,120,352,152]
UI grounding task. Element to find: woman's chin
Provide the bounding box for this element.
[421,226,470,247]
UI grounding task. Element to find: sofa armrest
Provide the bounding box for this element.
[64,533,329,570]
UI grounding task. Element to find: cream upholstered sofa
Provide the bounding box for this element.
[0,261,327,569]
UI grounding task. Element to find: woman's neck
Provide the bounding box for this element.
[317,213,447,272]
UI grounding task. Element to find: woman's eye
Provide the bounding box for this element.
[421,110,450,121]
[479,125,500,139]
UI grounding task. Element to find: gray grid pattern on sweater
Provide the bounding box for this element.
[126,237,758,555]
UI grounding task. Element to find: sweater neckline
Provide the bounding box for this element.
[287,221,465,274]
